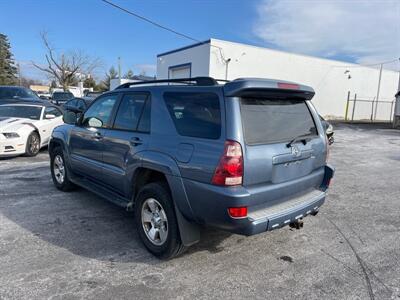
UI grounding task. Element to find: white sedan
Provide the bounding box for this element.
[0,102,63,157]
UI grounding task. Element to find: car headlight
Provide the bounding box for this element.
[3,132,20,139]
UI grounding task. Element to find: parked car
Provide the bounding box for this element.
[63,97,93,111]
[0,101,63,157]
[36,91,52,100]
[84,91,103,100]
[0,86,41,103]
[320,115,334,145]
[49,77,334,258]
[51,91,74,106]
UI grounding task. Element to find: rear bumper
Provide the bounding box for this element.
[183,165,334,235]
[245,189,325,235]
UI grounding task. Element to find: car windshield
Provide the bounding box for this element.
[0,87,40,100]
[53,92,74,100]
[0,105,42,120]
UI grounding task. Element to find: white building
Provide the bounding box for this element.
[157,38,399,121]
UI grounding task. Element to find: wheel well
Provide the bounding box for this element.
[49,139,62,154]
[132,168,169,200]
[29,129,41,145]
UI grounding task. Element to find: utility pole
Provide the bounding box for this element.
[397,58,400,92]
[373,63,383,121]
[17,63,21,85]
[118,57,121,79]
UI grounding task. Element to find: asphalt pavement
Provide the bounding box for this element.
[0,123,399,299]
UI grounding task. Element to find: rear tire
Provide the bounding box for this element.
[24,131,41,157]
[50,147,75,191]
[134,182,186,259]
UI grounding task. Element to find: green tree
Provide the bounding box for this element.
[83,76,96,89]
[0,33,18,85]
[101,66,118,91]
[124,69,134,79]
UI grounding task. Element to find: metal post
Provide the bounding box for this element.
[344,91,350,121]
[390,100,394,122]
[373,64,383,121]
[351,93,357,122]
[370,97,375,121]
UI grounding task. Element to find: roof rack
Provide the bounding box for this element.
[115,77,226,89]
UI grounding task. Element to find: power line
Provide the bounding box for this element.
[100,0,201,43]
[100,0,230,68]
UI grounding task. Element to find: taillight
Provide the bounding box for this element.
[228,207,247,218]
[212,140,243,186]
[277,82,300,90]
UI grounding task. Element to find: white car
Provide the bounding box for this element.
[0,102,63,157]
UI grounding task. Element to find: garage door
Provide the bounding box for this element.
[168,64,191,79]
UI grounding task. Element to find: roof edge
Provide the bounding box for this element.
[157,39,210,57]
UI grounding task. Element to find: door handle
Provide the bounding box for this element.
[130,137,143,146]
[92,132,103,140]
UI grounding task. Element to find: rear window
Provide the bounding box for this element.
[164,92,221,139]
[240,98,317,145]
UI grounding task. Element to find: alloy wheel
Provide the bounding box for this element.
[141,198,168,246]
[53,155,65,184]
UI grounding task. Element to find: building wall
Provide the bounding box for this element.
[157,38,399,120]
[157,42,210,80]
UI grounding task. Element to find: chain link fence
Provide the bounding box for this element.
[344,92,395,122]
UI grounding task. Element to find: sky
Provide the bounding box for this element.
[0,0,399,83]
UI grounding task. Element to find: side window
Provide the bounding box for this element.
[77,99,86,111]
[113,94,148,131]
[44,106,62,117]
[66,99,77,107]
[82,94,118,128]
[163,92,221,139]
[137,98,151,133]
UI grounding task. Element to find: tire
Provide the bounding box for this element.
[24,131,41,157]
[134,182,186,259]
[50,147,75,191]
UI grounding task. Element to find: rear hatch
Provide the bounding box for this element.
[224,79,326,199]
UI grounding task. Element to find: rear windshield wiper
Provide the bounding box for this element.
[286,135,312,148]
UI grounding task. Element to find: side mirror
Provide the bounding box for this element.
[45,114,56,120]
[87,117,103,128]
[63,111,80,125]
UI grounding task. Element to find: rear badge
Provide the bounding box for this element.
[291,145,301,157]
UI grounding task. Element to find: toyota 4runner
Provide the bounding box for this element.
[49,77,334,258]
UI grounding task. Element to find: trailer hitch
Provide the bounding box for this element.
[289,219,304,230]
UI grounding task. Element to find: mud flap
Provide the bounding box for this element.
[174,202,201,246]
[320,164,335,191]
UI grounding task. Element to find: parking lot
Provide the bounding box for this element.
[0,123,399,300]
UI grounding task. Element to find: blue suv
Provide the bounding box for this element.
[49,77,334,258]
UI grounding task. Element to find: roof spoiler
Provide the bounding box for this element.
[223,78,315,100]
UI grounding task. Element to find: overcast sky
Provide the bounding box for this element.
[0,0,399,82]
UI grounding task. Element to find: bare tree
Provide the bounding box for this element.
[32,32,102,91]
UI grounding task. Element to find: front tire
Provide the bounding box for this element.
[24,131,41,157]
[134,182,185,259]
[50,147,75,191]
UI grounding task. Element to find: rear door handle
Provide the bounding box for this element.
[92,132,103,141]
[130,137,143,146]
